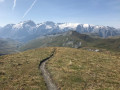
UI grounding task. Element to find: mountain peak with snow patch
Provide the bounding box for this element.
[0,20,120,42]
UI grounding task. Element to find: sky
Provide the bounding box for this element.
[0,0,120,28]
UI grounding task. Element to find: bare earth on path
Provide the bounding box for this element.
[39,50,58,90]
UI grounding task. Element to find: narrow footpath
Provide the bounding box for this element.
[39,50,58,90]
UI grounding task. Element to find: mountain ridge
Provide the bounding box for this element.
[0,20,120,42]
[20,31,120,52]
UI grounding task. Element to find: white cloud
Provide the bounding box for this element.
[22,0,37,18]
[12,0,16,10]
[0,0,4,2]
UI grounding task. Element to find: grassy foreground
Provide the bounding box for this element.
[47,47,120,90]
[0,47,54,90]
[0,47,120,90]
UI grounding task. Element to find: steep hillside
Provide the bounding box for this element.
[47,47,120,90]
[20,31,98,51]
[94,38,120,52]
[0,38,21,55]
[20,31,120,52]
[0,47,54,89]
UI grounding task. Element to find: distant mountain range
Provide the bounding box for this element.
[0,20,120,42]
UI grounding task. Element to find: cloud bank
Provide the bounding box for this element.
[22,0,37,18]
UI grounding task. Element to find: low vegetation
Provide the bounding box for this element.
[20,31,120,52]
[94,38,120,52]
[47,47,120,90]
[0,47,54,90]
[0,47,120,90]
[0,38,20,55]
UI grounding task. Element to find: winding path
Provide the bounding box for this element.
[39,50,58,90]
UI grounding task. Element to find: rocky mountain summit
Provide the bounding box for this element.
[0,20,120,42]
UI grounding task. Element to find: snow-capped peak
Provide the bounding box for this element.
[36,23,43,28]
[46,25,52,29]
[0,20,119,41]
[13,22,23,29]
[58,23,80,29]
[12,20,37,29]
[83,24,89,28]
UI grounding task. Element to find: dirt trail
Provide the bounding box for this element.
[39,50,58,90]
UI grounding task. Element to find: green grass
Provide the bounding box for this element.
[47,47,120,90]
[0,47,54,90]
[0,38,20,55]
[20,31,120,52]
[0,47,120,90]
[19,31,97,51]
[94,38,120,52]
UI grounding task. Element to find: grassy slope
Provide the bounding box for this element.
[47,47,120,90]
[0,47,54,90]
[1,47,120,90]
[0,38,20,55]
[20,31,120,52]
[94,38,120,52]
[20,31,97,51]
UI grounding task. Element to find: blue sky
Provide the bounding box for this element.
[0,0,120,28]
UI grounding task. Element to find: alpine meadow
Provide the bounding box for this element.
[0,0,120,90]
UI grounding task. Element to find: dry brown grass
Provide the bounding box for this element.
[0,47,120,90]
[0,47,54,90]
[47,47,120,90]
